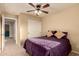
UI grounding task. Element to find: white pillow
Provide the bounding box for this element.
[54,31,65,39]
[47,31,53,37]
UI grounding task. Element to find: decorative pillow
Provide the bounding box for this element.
[47,31,53,37]
[62,32,68,38]
[54,31,65,39]
[51,31,57,34]
[51,31,57,37]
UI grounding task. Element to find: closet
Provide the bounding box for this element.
[19,14,42,41]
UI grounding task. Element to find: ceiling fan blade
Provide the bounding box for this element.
[26,10,35,12]
[43,4,49,8]
[41,10,48,14]
[28,3,35,8]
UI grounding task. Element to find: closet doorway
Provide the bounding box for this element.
[5,19,15,44]
[28,19,42,38]
[2,16,17,51]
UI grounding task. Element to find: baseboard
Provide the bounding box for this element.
[72,50,79,54]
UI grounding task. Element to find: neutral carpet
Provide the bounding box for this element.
[69,52,79,56]
[0,38,29,56]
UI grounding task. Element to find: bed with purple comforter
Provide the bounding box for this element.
[23,36,71,56]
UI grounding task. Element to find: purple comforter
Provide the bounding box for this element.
[23,36,71,56]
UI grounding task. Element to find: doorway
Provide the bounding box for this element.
[2,16,17,51]
[5,19,15,45]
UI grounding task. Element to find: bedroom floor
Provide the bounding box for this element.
[69,52,79,56]
[0,38,79,56]
[0,38,29,56]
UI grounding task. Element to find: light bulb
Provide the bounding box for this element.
[34,10,42,16]
[38,10,42,14]
[34,10,38,14]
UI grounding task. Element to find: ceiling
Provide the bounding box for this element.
[0,3,78,18]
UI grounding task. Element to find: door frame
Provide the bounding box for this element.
[1,15,18,51]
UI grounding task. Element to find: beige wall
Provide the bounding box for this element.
[18,14,28,42]
[42,6,79,52]
[3,13,18,19]
[18,13,41,42]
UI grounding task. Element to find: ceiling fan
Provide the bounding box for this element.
[26,3,50,16]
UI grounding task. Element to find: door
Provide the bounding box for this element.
[1,16,18,51]
[2,15,5,51]
[28,19,41,38]
[0,16,2,52]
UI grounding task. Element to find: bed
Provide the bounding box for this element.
[23,32,72,56]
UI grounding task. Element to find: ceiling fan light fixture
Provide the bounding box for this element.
[28,3,49,16]
[34,10,42,16]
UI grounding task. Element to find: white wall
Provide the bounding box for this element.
[42,6,79,52]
